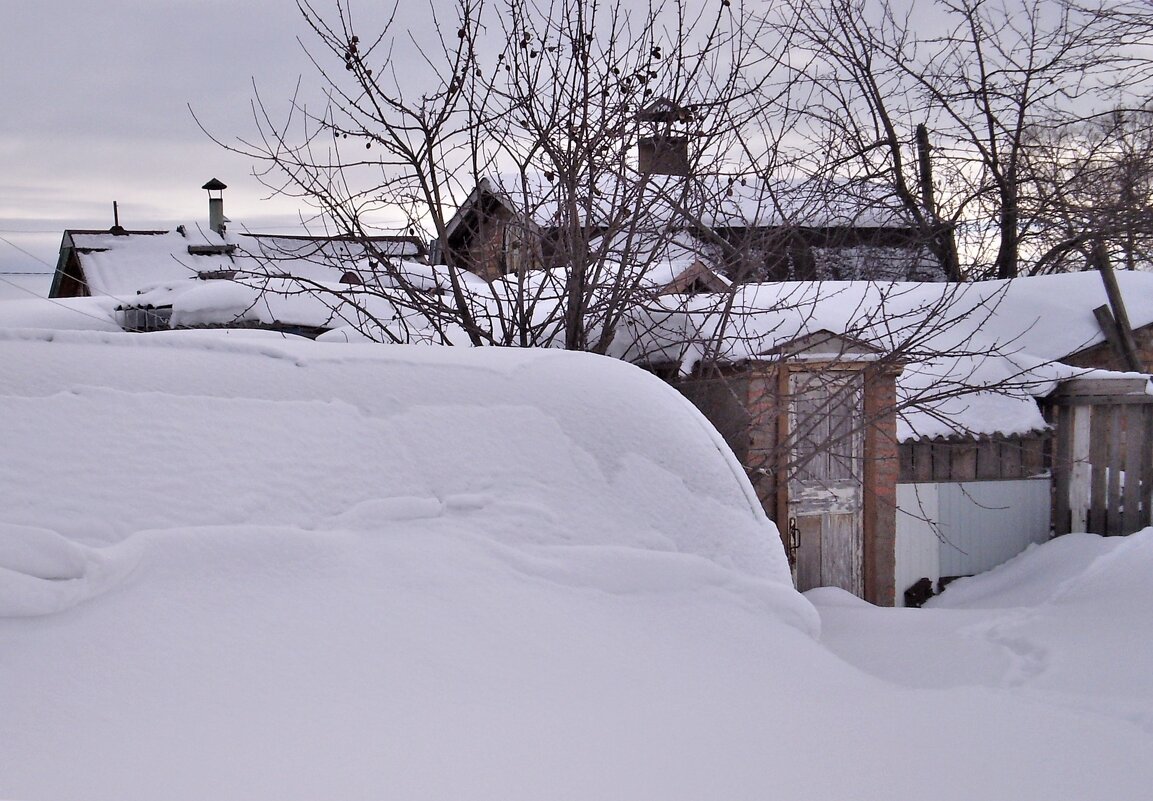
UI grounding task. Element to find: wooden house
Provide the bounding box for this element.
[47,182,425,337]
[437,172,946,285]
[437,95,945,285]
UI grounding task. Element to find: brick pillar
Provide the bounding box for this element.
[862,363,902,605]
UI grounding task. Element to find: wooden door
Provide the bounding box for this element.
[787,370,865,595]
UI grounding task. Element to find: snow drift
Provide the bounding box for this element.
[3,328,1153,801]
[0,329,801,618]
[814,528,1153,735]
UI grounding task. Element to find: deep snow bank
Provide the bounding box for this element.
[5,329,1153,801]
[813,529,1153,735]
[0,329,800,619]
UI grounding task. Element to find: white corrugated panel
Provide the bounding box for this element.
[895,483,942,605]
[936,479,1051,577]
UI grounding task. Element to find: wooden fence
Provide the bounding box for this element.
[899,435,1049,483]
[1048,377,1153,536]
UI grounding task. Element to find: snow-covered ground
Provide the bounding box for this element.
[811,531,1153,729]
[2,326,1152,800]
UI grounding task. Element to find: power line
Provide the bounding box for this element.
[0,234,55,269]
[0,272,125,328]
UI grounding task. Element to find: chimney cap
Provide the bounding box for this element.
[637,98,693,124]
[202,178,227,191]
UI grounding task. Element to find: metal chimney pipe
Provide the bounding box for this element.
[202,178,228,235]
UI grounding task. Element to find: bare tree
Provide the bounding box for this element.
[1025,106,1153,273]
[208,0,1085,461]
[211,0,806,352]
[199,0,1138,600]
[773,0,1153,279]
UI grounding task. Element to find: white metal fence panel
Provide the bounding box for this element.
[895,483,941,605]
[897,479,1051,599]
[936,479,1051,577]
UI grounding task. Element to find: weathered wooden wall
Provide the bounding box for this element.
[1062,322,1153,374]
[899,435,1048,483]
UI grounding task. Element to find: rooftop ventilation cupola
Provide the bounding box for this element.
[202,178,228,235]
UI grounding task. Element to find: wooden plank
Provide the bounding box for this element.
[1095,245,1146,372]
[1000,439,1024,480]
[1122,404,1144,534]
[1054,377,1149,399]
[1053,406,1072,536]
[899,442,912,483]
[1093,304,1128,370]
[1107,405,1124,535]
[794,515,823,592]
[823,512,864,597]
[945,442,973,479]
[1023,435,1047,478]
[1071,405,1093,533]
[1089,406,1109,534]
[1143,407,1153,529]
[1107,394,1152,406]
[776,366,791,525]
[976,440,1001,481]
[1053,394,1153,406]
[826,379,860,481]
[931,442,952,482]
[790,480,861,515]
[913,442,934,483]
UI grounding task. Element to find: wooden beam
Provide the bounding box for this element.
[1094,242,1145,372]
[1093,305,1128,368]
[1054,375,1150,400]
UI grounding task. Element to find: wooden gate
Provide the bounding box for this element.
[1050,377,1153,536]
[787,370,865,594]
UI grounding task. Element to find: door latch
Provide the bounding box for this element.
[787,517,800,562]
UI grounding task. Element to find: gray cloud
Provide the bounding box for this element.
[0,0,333,274]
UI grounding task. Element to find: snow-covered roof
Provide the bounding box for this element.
[33,217,1153,444]
[449,171,924,234]
[618,271,1153,442]
[241,233,425,263]
[60,229,237,298]
[52,228,426,302]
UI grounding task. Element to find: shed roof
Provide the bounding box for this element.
[50,227,426,301]
[617,271,1153,442]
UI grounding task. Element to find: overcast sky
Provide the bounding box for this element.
[0,0,430,281]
